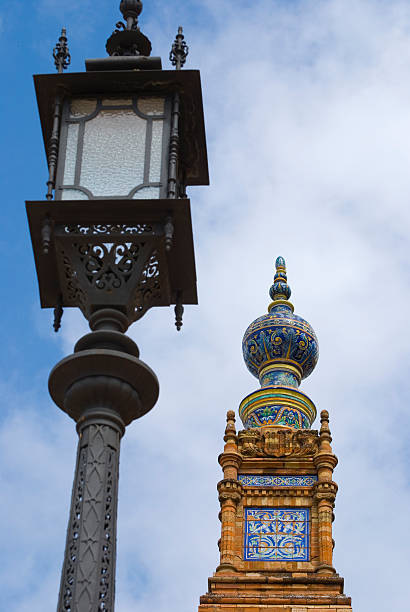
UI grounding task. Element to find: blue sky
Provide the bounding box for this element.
[2,1,410,610]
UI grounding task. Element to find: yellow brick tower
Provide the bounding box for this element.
[198,257,352,612]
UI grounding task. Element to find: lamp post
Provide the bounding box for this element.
[26,2,208,610]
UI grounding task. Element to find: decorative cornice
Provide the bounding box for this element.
[201,593,350,607]
[206,573,346,587]
[313,480,338,503]
[217,479,243,504]
[237,428,319,458]
[242,487,313,499]
[313,450,338,471]
[218,451,242,470]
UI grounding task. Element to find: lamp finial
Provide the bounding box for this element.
[53,27,71,73]
[106,0,152,56]
[119,0,143,30]
[170,26,189,70]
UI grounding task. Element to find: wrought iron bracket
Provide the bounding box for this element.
[26,199,197,328]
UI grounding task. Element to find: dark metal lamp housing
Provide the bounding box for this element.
[27,6,208,332]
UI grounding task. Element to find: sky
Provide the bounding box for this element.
[1,0,410,610]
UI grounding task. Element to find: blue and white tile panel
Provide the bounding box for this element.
[238,474,317,487]
[244,508,309,562]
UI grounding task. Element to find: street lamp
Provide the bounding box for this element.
[26,2,208,610]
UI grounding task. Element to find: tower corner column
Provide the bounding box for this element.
[313,409,338,575]
[216,411,242,573]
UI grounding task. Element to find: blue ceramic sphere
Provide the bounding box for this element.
[242,304,319,381]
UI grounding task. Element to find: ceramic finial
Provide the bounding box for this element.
[268,256,293,312]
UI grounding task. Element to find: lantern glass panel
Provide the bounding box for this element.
[132,186,160,199]
[101,97,133,106]
[70,99,97,117]
[137,98,165,115]
[61,189,89,200]
[80,109,147,196]
[56,96,169,200]
[149,121,164,183]
[63,123,79,185]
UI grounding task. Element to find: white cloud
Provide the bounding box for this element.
[3,1,410,610]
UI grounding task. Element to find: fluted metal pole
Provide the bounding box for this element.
[49,309,158,612]
[57,409,123,611]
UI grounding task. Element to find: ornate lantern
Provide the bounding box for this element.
[27,4,208,330]
[25,3,209,610]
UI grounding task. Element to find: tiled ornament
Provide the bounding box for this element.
[244,508,310,562]
[238,474,318,487]
[239,257,318,430]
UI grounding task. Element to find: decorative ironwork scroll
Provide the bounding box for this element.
[170,27,189,70]
[54,223,167,323]
[53,28,71,73]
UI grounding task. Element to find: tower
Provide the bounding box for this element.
[199,257,352,612]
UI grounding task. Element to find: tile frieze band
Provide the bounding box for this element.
[238,474,318,487]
